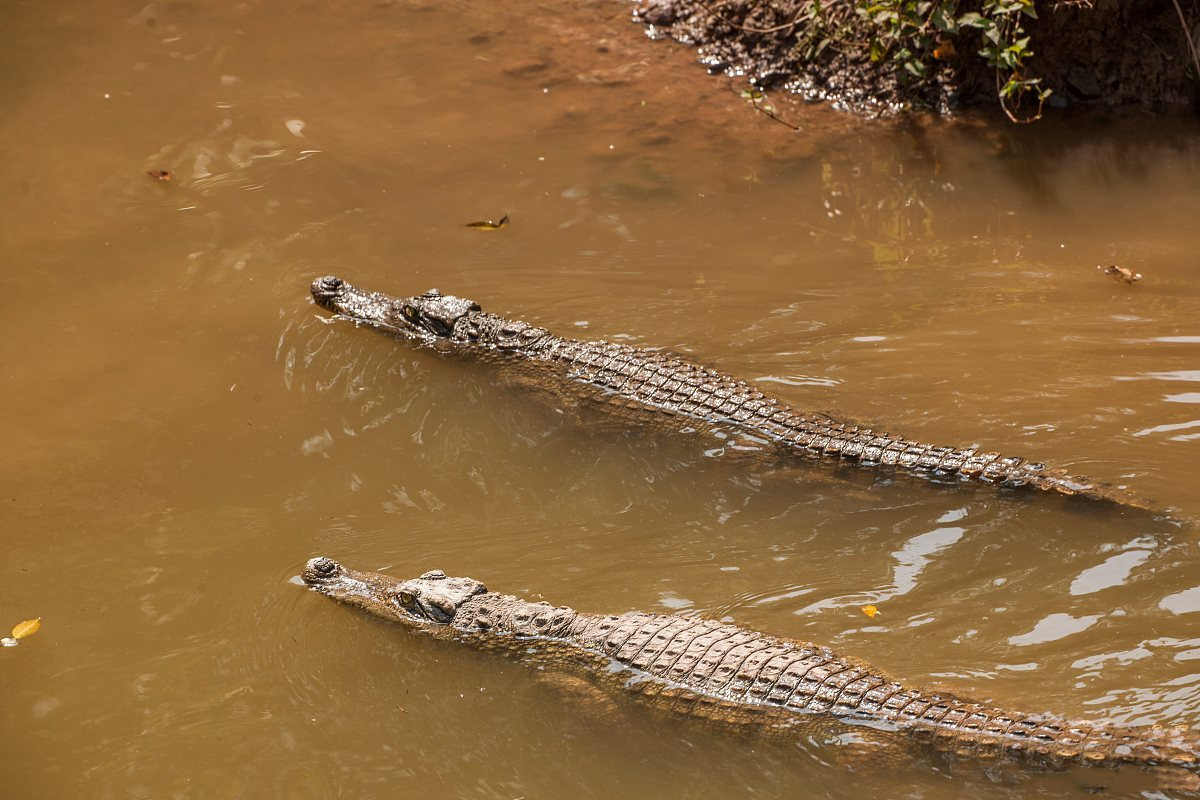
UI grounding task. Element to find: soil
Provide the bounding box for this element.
[632,0,1200,116]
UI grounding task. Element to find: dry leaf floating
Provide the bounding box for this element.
[1098,264,1142,284]
[464,214,509,230]
[147,169,174,182]
[12,618,41,639]
[861,605,880,618]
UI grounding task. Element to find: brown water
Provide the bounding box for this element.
[3,1,1200,797]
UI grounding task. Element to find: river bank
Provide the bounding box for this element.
[634,0,1200,118]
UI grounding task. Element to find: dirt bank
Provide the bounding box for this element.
[634,0,1200,117]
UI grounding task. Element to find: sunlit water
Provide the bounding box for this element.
[2,1,1199,798]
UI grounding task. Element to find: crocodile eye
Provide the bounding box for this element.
[398,591,415,605]
[402,306,419,323]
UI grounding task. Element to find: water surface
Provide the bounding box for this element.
[3,1,1199,798]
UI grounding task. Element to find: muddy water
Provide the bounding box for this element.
[3,1,1200,798]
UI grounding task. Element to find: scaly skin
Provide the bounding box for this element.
[300,557,1200,779]
[309,276,1158,512]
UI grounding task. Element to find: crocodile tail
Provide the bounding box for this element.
[1077,723,1200,778]
[948,452,1160,513]
[783,427,1161,514]
[1025,470,1157,511]
[886,692,1200,778]
[1000,720,1200,777]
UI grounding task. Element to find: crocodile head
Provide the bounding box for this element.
[301,556,488,625]
[311,276,551,350]
[311,276,481,341]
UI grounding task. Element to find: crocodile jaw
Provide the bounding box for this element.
[310,276,419,338]
[301,557,488,626]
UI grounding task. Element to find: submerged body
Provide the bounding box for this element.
[300,557,1200,780]
[310,275,1155,512]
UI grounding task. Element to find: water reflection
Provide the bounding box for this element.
[1161,587,1200,615]
[1008,613,1103,647]
[1069,547,1154,596]
[796,520,967,614]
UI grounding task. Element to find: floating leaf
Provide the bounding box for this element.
[1098,265,1142,284]
[12,618,41,639]
[861,605,880,618]
[464,214,509,230]
[147,169,174,182]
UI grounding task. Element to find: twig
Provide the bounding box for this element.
[1169,0,1200,81]
[995,69,1045,124]
[754,101,803,130]
[739,85,802,130]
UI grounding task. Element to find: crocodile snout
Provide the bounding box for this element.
[311,275,345,307]
[302,556,342,584]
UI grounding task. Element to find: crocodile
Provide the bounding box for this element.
[300,556,1200,782]
[309,275,1157,513]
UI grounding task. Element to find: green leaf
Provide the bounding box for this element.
[930,5,957,32]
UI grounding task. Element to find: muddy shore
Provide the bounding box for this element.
[634,0,1200,116]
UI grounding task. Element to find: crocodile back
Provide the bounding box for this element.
[450,594,1199,773]
[522,335,1154,511]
